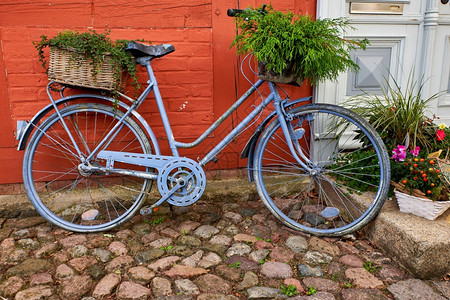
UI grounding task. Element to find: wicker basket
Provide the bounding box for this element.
[394,189,450,220]
[437,158,450,186]
[48,47,126,91]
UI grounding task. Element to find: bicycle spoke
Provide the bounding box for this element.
[253,104,389,236]
[24,103,153,232]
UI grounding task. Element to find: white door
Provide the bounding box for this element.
[427,1,450,124]
[316,0,450,123]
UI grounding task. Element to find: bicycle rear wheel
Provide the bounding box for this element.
[23,103,154,232]
[253,103,390,236]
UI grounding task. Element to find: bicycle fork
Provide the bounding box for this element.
[269,83,314,173]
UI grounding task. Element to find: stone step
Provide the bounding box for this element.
[364,197,449,279]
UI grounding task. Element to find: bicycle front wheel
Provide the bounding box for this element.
[23,103,154,232]
[253,104,390,236]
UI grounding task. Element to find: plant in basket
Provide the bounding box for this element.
[230,4,369,85]
[391,145,446,200]
[390,144,450,220]
[34,29,144,95]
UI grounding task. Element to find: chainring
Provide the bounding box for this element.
[157,157,206,206]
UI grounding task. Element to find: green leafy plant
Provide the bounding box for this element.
[307,286,317,295]
[430,123,450,158]
[345,73,440,153]
[144,217,165,225]
[160,245,174,252]
[363,261,382,273]
[330,149,381,193]
[34,29,144,95]
[391,145,447,201]
[231,4,368,85]
[228,261,241,269]
[280,284,298,296]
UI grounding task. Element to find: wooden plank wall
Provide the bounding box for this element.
[0,0,315,188]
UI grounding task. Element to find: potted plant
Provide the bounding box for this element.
[345,73,440,153]
[344,71,450,219]
[230,4,369,85]
[390,144,450,220]
[34,29,142,94]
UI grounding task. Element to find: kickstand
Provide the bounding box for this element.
[169,203,175,219]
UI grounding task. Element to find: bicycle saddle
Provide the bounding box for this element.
[126,41,175,59]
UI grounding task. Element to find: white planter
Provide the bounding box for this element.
[394,189,450,220]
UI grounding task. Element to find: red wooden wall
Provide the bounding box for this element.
[0,0,315,190]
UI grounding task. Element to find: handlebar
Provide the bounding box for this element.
[227,8,244,17]
[227,4,267,17]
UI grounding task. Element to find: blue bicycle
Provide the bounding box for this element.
[19,17,390,236]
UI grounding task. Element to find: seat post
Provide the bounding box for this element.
[145,61,180,157]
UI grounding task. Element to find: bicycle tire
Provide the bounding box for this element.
[23,103,154,232]
[253,103,390,236]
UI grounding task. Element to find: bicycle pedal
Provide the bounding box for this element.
[140,206,159,215]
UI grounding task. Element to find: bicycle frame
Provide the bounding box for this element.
[44,58,312,177]
[143,60,311,170]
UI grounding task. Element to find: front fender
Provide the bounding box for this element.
[242,96,311,182]
[17,94,160,155]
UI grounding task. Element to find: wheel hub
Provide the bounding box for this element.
[309,166,323,177]
[77,161,103,177]
[78,163,93,177]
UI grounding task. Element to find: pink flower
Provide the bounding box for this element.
[392,145,407,162]
[410,146,420,157]
[437,129,446,141]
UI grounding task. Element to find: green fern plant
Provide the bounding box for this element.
[231,4,368,84]
[34,29,144,95]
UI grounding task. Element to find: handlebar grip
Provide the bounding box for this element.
[227,8,244,17]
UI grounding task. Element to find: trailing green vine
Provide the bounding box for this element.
[231,4,369,84]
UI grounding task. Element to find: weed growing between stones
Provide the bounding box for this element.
[364,261,382,273]
[307,286,317,295]
[280,284,298,296]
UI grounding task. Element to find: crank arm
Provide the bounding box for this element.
[140,181,183,215]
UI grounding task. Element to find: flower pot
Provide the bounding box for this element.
[257,61,302,86]
[394,189,450,220]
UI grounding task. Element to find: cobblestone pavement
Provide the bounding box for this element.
[0,198,448,300]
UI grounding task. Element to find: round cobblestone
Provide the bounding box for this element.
[0,190,446,300]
